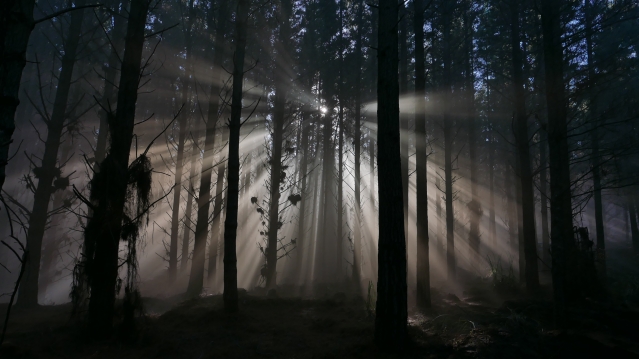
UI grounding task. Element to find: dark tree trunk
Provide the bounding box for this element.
[399,1,409,239]
[17,0,86,308]
[414,0,430,309]
[510,0,539,291]
[181,139,198,271]
[169,0,196,280]
[265,0,292,288]
[336,0,346,281]
[186,0,228,297]
[488,128,497,247]
[223,0,249,313]
[464,7,481,269]
[539,129,550,262]
[351,0,364,287]
[506,166,518,257]
[442,3,455,280]
[374,0,407,348]
[541,0,573,325]
[585,0,606,280]
[86,0,151,337]
[629,197,639,253]
[95,0,129,165]
[0,0,36,192]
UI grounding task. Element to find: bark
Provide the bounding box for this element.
[414,0,430,309]
[506,166,518,257]
[187,0,228,296]
[169,0,196,281]
[511,0,539,291]
[0,0,36,193]
[223,0,249,313]
[17,0,86,308]
[86,0,151,337]
[541,0,573,325]
[374,0,407,348]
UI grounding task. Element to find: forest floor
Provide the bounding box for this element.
[2,249,639,358]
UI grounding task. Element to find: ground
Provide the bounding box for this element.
[2,275,639,359]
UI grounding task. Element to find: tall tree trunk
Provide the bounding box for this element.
[336,0,345,281]
[0,0,36,192]
[506,166,518,258]
[465,7,481,270]
[541,0,573,325]
[265,0,292,288]
[169,0,196,280]
[223,0,249,313]
[442,3,455,280]
[351,0,364,287]
[511,0,539,291]
[187,0,228,297]
[585,0,606,281]
[374,0,407,348]
[414,0,430,309]
[86,0,151,337]
[399,1,409,239]
[18,0,86,308]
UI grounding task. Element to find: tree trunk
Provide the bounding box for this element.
[187,0,228,297]
[539,129,550,262]
[443,3,455,280]
[351,0,364,287]
[629,197,639,254]
[541,0,573,326]
[414,0,430,309]
[18,0,86,308]
[208,127,228,285]
[223,0,249,313]
[169,0,196,280]
[374,0,407,348]
[86,0,151,337]
[511,0,539,291]
[399,1,409,240]
[95,0,129,166]
[0,0,36,193]
[585,0,606,281]
[465,7,481,270]
[181,139,198,271]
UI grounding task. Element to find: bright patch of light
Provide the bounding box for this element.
[320,107,328,114]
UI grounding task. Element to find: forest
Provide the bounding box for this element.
[1,0,639,357]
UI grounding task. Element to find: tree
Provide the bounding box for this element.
[223,0,249,313]
[374,0,407,349]
[187,0,229,297]
[82,0,152,336]
[17,0,87,308]
[510,0,539,291]
[414,0,431,309]
[541,0,574,325]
